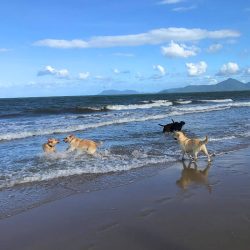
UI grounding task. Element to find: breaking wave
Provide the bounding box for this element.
[199,99,233,103]
[0,101,249,141]
[106,100,172,110]
[0,151,176,189]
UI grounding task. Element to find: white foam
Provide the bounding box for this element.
[1,101,249,141]
[174,101,250,114]
[0,115,169,141]
[106,100,172,110]
[231,101,250,107]
[200,99,233,103]
[0,153,176,189]
[175,100,192,104]
[173,103,231,113]
[209,135,236,142]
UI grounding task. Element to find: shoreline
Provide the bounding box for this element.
[1,146,250,249]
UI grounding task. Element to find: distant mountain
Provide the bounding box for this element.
[98,89,140,95]
[160,78,250,93]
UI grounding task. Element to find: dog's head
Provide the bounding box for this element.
[47,138,60,147]
[174,131,183,140]
[63,134,75,143]
[174,131,187,142]
[180,121,185,126]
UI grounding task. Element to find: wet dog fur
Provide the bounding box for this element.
[174,131,211,162]
[42,138,60,153]
[159,119,185,133]
[63,134,101,154]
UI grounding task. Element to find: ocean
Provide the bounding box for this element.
[0,91,250,217]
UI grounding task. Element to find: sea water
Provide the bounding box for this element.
[0,91,249,217]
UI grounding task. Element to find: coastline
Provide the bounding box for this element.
[1,146,250,250]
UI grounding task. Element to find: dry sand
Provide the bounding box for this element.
[0,147,250,250]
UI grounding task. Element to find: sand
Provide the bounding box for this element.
[0,147,250,250]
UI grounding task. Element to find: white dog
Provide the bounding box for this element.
[63,134,102,155]
[174,131,211,162]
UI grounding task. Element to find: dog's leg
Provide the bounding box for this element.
[181,151,186,160]
[193,152,198,162]
[201,146,211,162]
[179,151,185,160]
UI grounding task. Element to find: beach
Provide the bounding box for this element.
[0,92,250,249]
[1,146,250,250]
[1,0,250,248]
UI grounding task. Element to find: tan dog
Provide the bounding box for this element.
[174,131,211,162]
[42,138,60,153]
[63,134,101,154]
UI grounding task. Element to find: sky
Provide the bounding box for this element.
[0,0,250,98]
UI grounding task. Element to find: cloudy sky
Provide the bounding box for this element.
[0,0,250,97]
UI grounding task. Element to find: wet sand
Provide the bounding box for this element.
[0,147,250,250]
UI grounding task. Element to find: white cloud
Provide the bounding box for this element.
[172,5,197,12]
[207,43,223,53]
[161,41,199,58]
[113,68,130,74]
[113,68,120,74]
[37,65,69,78]
[37,65,56,76]
[112,52,135,57]
[78,72,90,80]
[0,48,10,52]
[244,68,250,75]
[34,27,240,49]
[57,69,69,78]
[159,0,184,4]
[186,61,207,76]
[205,75,218,84]
[217,62,239,76]
[153,65,166,76]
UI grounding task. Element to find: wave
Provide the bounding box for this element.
[199,99,233,103]
[230,101,250,107]
[209,135,237,142]
[175,100,192,105]
[0,113,24,119]
[0,107,108,119]
[0,114,172,141]
[1,101,249,141]
[30,106,108,115]
[0,153,176,189]
[173,103,231,114]
[175,101,250,113]
[106,100,172,110]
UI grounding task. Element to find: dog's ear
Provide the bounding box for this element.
[48,138,52,142]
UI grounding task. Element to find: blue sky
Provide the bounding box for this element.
[0,0,250,97]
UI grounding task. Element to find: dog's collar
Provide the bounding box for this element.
[47,143,53,148]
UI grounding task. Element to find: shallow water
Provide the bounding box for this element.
[0,91,250,217]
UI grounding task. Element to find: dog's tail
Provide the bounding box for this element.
[158,124,164,127]
[95,141,103,147]
[200,136,208,145]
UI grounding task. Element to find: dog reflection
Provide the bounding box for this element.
[176,161,212,193]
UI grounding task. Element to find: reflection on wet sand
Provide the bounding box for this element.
[176,160,212,193]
